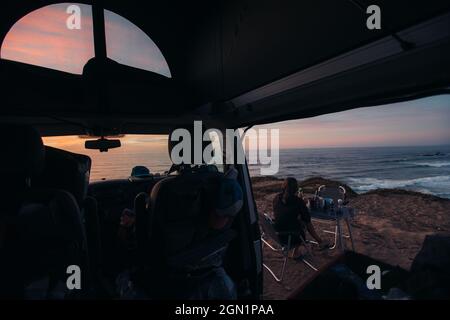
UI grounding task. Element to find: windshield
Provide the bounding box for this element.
[43,135,171,181]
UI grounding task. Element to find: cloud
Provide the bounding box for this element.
[1,3,170,76]
[255,95,450,148]
[1,3,94,74]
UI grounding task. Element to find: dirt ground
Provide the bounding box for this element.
[252,176,450,299]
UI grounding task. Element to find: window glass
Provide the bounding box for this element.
[43,135,171,181]
[1,3,94,74]
[104,9,171,77]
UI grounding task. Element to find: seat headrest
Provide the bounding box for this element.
[11,189,86,292]
[0,125,45,178]
[150,170,224,257]
[35,146,91,206]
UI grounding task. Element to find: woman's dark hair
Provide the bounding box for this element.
[282,177,298,202]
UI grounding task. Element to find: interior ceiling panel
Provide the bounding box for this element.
[201,0,450,100]
[0,0,449,135]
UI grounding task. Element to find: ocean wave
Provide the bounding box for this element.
[348,175,450,193]
[382,158,409,163]
[409,161,450,168]
[420,152,446,157]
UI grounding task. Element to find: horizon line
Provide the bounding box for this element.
[249,143,450,151]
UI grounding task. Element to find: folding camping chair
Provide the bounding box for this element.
[310,185,355,251]
[260,214,317,283]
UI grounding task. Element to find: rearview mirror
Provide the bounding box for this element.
[85,138,121,152]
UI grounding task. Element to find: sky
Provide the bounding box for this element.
[0,3,170,76]
[43,94,450,151]
[2,3,450,150]
[44,134,168,154]
[255,94,450,149]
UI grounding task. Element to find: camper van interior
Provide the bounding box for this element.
[0,1,449,300]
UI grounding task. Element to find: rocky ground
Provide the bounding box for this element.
[252,176,450,299]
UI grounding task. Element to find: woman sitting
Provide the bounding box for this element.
[273,177,328,251]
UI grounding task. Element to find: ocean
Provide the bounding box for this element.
[85,145,450,199]
[249,145,450,199]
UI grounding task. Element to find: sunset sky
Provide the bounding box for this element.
[43,94,450,151]
[255,94,450,149]
[2,3,449,151]
[0,3,170,76]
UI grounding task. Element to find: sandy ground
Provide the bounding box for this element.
[252,176,450,300]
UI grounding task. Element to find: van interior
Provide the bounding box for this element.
[0,1,449,299]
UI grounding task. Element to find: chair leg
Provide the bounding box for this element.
[345,217,355,251]
[262,236,291,283]
[300,258,318,272]
[263,254,288,283]
[337,219,344,251]
[299,235,312,256]
[261,254,286,283]
[323,229,351,238]
[329,223,339,250]
[290,247,297,258]
[298,236,318,272]
[262,237,280,252]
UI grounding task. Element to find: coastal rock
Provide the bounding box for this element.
[253,175,450,299]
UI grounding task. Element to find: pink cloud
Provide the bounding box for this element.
[1,4,171,77]
[1,3,94,74]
